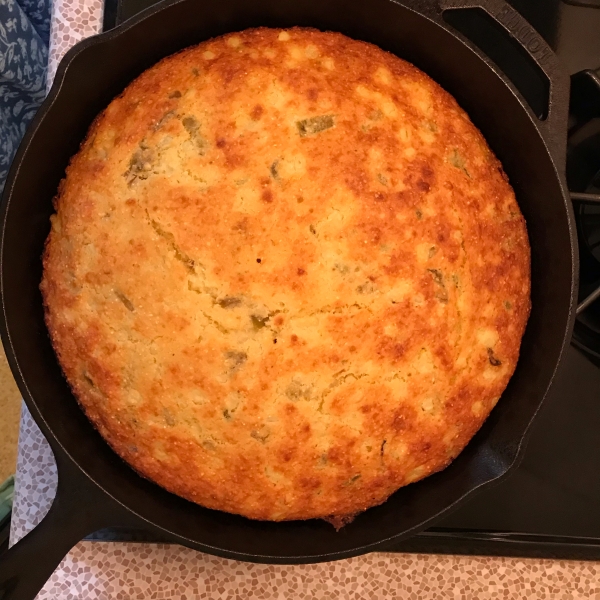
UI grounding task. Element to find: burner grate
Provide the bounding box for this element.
[568,69,600,356]
[573,193,600,314]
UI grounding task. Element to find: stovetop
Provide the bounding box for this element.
[97,0,600,559]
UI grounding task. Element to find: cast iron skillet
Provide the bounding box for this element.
[0,0,577,597]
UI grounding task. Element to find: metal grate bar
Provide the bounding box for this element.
[578,286,600,314]
[571,192,600,204]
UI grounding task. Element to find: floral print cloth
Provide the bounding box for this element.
[1,0,50,194]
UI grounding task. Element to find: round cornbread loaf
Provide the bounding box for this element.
[41,27,530,524]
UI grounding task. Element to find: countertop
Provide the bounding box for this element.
[9,0,600,596]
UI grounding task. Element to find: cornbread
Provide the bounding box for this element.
[41,28,530,524]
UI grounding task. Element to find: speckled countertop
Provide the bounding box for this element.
[9,0,600,597]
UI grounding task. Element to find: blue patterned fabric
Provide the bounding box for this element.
[1,0,51,194]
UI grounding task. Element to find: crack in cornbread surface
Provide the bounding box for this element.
[41,27,530,523]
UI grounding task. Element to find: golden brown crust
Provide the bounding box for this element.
[41,27,530,522]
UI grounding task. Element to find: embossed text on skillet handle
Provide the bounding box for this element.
[436,0,570,171]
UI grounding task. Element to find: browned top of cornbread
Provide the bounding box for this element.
[41,27,530,523]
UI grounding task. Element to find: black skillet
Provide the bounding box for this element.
[0,0,577,598]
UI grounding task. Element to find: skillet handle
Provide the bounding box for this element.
[0,456,134,600]
[435,0,570,171]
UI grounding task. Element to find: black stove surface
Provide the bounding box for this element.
[97,0,600,559]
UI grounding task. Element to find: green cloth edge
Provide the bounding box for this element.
[0,475,15,522]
